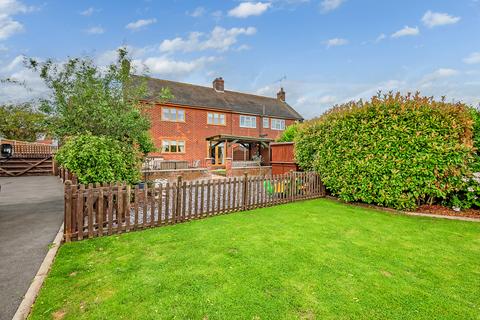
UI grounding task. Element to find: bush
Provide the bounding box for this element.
[295,92,475,210]
[277,123,299,142]
[446,107,480,210]
[55,134,142,184]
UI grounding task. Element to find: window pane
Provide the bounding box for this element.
[220,114,225,124]
[163,108,169,120]
[178,141,185,152]
[208,113,213,124]
[162,141,169,152]
[170,141,177,153]
[178,110,185,121]
[263,117,269,128]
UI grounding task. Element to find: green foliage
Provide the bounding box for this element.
[28,48,174,183]
[295,92,475,210]
[27,48,172,154]
[55,134,141,184]
[445,107,480,209]
[277,122,299,142]
[0,104,46,141]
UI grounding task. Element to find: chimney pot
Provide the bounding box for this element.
[213,77,224,92]
[277,87,286,102]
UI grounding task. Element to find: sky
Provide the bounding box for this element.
[0,0,479,119]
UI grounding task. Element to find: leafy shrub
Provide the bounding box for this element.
[55,134,142,184]
[277,123,299,142]
[295,92,474,210]
[446,107,480,210]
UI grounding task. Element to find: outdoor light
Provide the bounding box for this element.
[1,143,13,158]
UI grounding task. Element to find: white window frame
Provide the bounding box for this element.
[162,107,185,122]
[240,115,256,128]
[271,118,285,130]
[207,112,226,125]
[162,140,186,153]
[263,117,269,128]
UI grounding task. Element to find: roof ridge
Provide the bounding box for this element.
[136,74,282,102]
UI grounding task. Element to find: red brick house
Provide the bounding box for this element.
[141,76,303,168]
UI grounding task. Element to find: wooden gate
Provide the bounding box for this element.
[270,142,300,175]
[0,141,57,177]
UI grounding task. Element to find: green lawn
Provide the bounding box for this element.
[30,199,480,320]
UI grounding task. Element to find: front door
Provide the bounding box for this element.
[211,143,225,165]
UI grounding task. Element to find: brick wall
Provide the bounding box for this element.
[148,103,296,163]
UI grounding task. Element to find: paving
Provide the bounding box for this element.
[0,176,64,320]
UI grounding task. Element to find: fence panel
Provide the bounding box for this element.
[63,171,325,242]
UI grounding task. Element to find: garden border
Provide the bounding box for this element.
[326,196,480,222]
[12,224,64,320]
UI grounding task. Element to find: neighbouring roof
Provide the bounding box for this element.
[135,75,303,121]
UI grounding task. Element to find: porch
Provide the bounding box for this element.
[205,134,273,176]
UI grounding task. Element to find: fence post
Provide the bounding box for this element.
[290,171,295,202]
[64,180,72,242]
[243,172,249,210]
[176,176,182,222]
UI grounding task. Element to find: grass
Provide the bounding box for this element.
[30,199,480,320]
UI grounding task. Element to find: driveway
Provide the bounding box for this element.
[0,176,64,320]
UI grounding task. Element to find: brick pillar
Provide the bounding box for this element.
[225,157,233,176]
[205,157,214,171]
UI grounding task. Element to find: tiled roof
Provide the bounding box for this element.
[136,76,303,120]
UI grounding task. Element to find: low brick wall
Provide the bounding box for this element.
[230,166,272,177]
[143,168,210,182]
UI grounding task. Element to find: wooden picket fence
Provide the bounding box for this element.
[63,171,325,242]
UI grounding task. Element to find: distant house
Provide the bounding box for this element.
[140,76,303,168]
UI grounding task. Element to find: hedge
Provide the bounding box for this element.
[295,92,475,210]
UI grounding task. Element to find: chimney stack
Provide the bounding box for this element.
[213,77,224,92]
[277,87,286,102]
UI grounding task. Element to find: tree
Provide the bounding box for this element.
[27,48,172,154]
[27,48,173,183]
[0,104,46,141]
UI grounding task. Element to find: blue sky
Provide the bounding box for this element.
[1,0,479,119]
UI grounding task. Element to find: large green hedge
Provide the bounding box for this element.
[295,93,475,210]
[55,134,142,185]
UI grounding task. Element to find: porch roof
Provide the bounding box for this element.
[205,134,274,144]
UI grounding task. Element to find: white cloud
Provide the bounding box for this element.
[324,38,348,48]
[0,0,35,15]
[80,7,96,16]
[422,11,460,28]
[0,17,23,40]
[0,0,35,41]
[189,6,206,17]
[463,52,480,64]
[0,55,48,104]
[125,18,157,31]
[134,56,216,77]
[85,26,105,35]
[421,68,459,87]
[320,0,345,13]
[375,33,386,43]
[228,2,271,18]
[159,26,256,53]
[391,26,419,38]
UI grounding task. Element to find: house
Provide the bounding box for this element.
[140,76,303,169]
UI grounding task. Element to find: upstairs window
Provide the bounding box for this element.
[207,112,226,125]
[271,118,285,130]
[240,115,256,128]
[162,140,185,153]
[162,107,185,122]
[263,117,269,128]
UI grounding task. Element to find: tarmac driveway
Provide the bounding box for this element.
[0,176,64,320]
